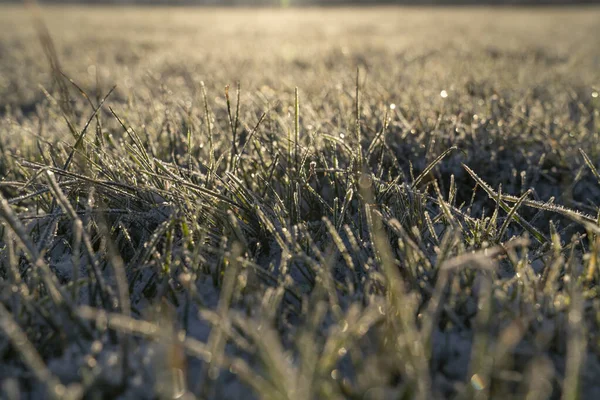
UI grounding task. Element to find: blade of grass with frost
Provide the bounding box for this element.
[163,219,175,275]
[411,146,457,189]
[448,173,457,206]
[421,230,477,360]
[520,196,596,224]
[321,134,354,155]
[465,163,597,225]
[110,107,153,170]
[483,184,501,240]
[463,164,548,244]
[336,187,354,231]
[579,148,600,185]
[0,191,66,310]
[294,87,300,172]
[365,108,389,159]
[97,215,133,384]
[464,273,493,400]
[424,211,439,244]
[586,233,599,282]
[225,172,261,212]
[355,68,363,172]
[36,74,77,141]
[385,217,433,274]
[129,219,176,270]
[41,168,145,203]
[299,178,335,215]
[433,179,458,230]
[236,107,269,159]
[62,86,116,173]
[71,219,82,302]
[497,189,532,242]
[4,232,21,284]
[539,222,564,295]
[323,217,358,286]
[145,166,246,210]
[225,83,241,172]
[254,205,288,251]
[35,208,59,255]
[360,176,431,400]
[199,241,243,395]
[200,81,215,184]
[420,257,452,359]
[59,71,103,127]
[301,236,343,312]
[45,171,117,309]
[562,278,586,400]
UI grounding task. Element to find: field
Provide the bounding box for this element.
[1,5,600,399]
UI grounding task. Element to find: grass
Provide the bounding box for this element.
[0,4,600,399]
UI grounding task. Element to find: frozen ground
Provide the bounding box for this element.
[0,5,600,399]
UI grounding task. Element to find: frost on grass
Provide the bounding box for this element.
[1,6,600,400]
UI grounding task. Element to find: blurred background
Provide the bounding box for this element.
[1,0,599,5]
